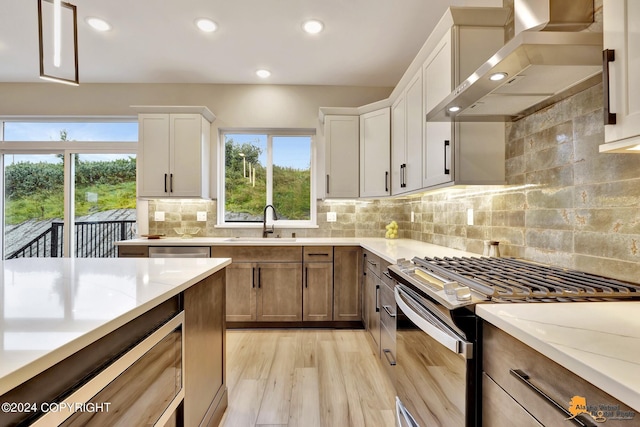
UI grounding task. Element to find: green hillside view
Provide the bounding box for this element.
[5,157,136,224]
[225,140,310,220]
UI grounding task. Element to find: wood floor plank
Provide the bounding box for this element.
[223,329,396,427]
[255,336,297,425]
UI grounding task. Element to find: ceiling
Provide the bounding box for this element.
[0,0,469,87]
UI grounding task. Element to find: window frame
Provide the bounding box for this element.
[0,117,138,258]
[217,128,317,229]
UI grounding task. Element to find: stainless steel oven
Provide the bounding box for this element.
[394,283,478,427]
[389,255,640,427]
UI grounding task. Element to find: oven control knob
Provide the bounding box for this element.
[455,285,472,301]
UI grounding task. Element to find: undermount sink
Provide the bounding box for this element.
[224,237,297,242]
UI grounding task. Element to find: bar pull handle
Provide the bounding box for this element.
[367,259,377,267]
[170,173,173,192]
[326,174,330,194]
[383,305,396,318]
[375,284,380,312]
[509,369,596,427]
[164,173,168,193]
[385,171,389,192]
[257,267,261,289]
[444,140,450,175]
[603,49,616,125]
[305,266,309,288]
[400,164,407,188]
[252,267,256,288]
[308,253,329,257]
[383,349,396,366]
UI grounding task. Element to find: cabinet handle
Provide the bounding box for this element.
[307,253,329,257]
[375,284,380,312]
[509,369,596,427]
[383,305,396,318]
[164,173,168,193]
[252,267,256,288]
[444,140,451,175]
[383,349,396,366]
[400,164,407,188]
[367,259,377,267]
[305,266,308,288]
[326,174,330,194]
[363,253,367,276]
[257,267,261,289]
[603,49,616,125]
[170,173,173,193]
[385,171,389,192]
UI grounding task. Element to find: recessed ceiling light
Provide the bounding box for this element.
[302,19,324,34]
[256,69,271,78]
[86,17,111,32]
[489,72,508,81]
[195,18,218,33]
[448,106,461,113]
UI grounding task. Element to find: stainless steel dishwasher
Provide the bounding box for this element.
[148,246,211,258]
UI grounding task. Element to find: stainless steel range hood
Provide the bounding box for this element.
[426,0,602,122]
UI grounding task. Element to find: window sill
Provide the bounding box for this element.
[215,223,319,229]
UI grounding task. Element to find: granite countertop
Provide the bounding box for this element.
[477,302,640,411]
[115,237,476,264]
[0,257,231,396]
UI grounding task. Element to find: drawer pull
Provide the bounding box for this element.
[510,369,596,427]
[382,305,396,318]
[383,349,396,366]
[307,253,330,256]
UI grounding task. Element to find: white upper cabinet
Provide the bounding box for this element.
[392,69,423,195]
[360,108,390,198]
[423,18,506,189]
[601,0,640,153]
[137,107,214,198]
[324,115,359,198]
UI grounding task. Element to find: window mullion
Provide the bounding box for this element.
[266,135,273,222]
[63,151,75,257]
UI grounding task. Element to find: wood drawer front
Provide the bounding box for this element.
[482,373,542,427]
[379,281,396,334]
[363,251,381,277]
[484,323,635,427]
[380,325,396,387]
[303,246,333,262]
[118,245,149,257]
[211,246,302,262]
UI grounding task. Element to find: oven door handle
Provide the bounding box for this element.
[396,397,419,427]
[395,286,473,359]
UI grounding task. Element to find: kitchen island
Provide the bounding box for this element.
[0,256,231,426]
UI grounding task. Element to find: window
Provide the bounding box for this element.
[220,130,315,227]
[1,119,138,259]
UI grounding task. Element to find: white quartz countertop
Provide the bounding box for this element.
[0,257,231,396]
[477,302,640,411]
[116,237,476,265]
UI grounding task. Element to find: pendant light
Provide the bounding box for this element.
[38,0,79,85]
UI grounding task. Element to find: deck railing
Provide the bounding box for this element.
[6,220,136,259]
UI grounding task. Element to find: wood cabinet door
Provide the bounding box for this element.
[257,263,302,322]
[303,262,333,321]
[333,246,362,321]
[324,115,359,198]
[170,114,204,197]
[138,114,170,198]
[359,108,391,197]
[225,262,257,322]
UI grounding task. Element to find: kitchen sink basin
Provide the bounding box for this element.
[224,237,297,242]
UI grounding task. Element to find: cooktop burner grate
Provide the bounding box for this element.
[412,256,640,302]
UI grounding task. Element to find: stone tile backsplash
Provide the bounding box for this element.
[148,83,640,283]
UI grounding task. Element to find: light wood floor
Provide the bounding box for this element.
[219,329,397,427]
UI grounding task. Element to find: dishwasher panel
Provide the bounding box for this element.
[148,246,211,258]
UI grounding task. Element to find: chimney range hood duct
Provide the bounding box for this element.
[426,0,602,122]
